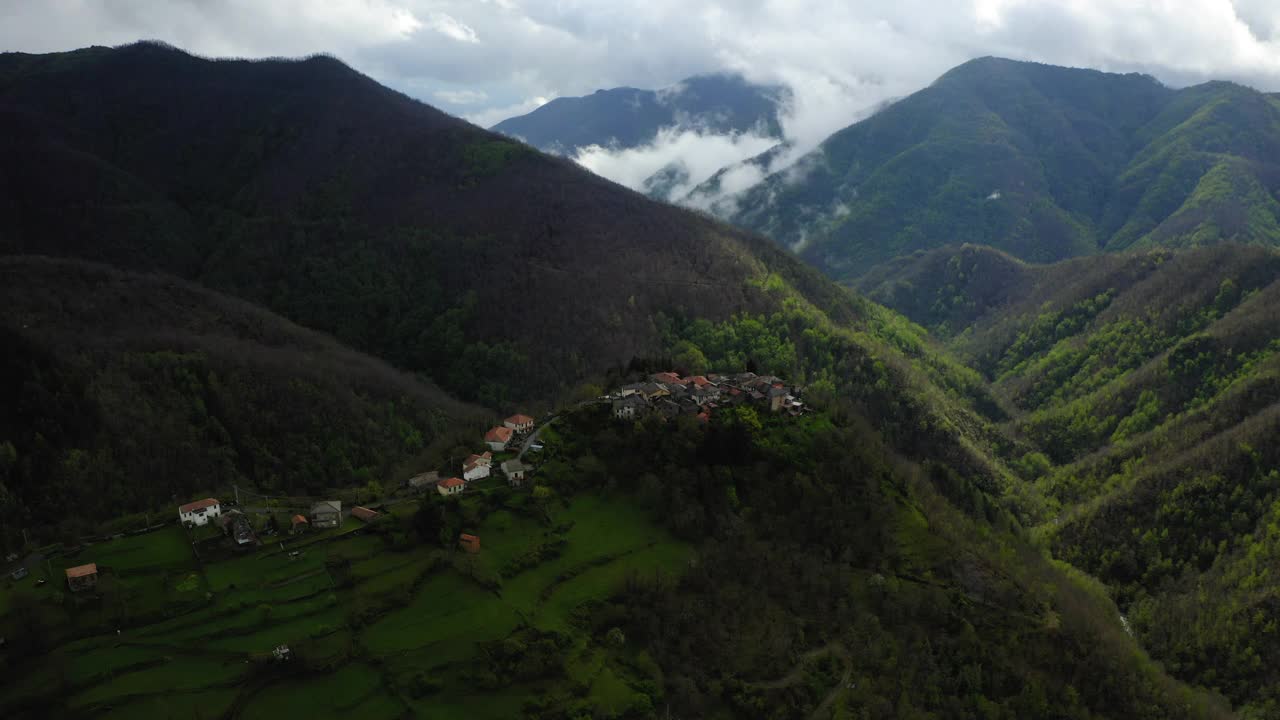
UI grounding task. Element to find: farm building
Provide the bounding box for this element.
[484,426,514,451]
[503,414,535,433]
[438,477,465,496]
[407,471,439,491]
[65,563,98,592]
[290,514,309,534]
[463,452,492,481]
[459,534,481,553]
[311,500,342,529]
[501,459,528,486]
[351,506,381,523]
[177,498,222,527]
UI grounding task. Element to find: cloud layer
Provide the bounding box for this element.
[7,1,1280,195]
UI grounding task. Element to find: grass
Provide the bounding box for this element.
[97,689,238,720]
[70,656,248,707]
[361,571,521,661]
[88,527,194,572]
[1,491,688,718]
[240,663,403,720]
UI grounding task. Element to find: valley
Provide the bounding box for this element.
[4,37,1280,720]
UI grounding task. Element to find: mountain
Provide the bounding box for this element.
[490,72,790,155]
[0,255,481,541]
[0,43,1246,718]
[724,57,1280,280]
[863,243,1280,713]
[0,43,833,408]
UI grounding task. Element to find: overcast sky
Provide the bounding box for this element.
[6,1,1280,196]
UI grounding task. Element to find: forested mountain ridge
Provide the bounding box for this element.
[864,242,1280,714]
[0,43,832,408]
[719,57,1280,280]
[0,42,1252,718]
[490,72,789,154]
[0,255,483,544]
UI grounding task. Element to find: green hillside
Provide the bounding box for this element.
[864,243,1280,715]
[717,58,1280,279]
[0,256,483,546]
[0,42,840,407]
[0,403,1230,719]
[0,42,1257,718]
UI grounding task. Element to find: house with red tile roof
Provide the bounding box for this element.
[463,452,493,481]
[459,533,481,554]
[651,372,682,385]
[177,497,221,527]
[351,506,381,523]
[65,563,98,592]
[437,477,465,496]
[484,426,514,451]
[290,514,309,534]
[503,414,535,433]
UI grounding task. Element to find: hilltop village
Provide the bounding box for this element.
[608,371,807,422]
[5,371,804,594]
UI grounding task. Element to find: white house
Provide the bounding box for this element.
[484,426,514,452]
[178,498,222,527]
[503,414,535,433]
[463,452,492,481]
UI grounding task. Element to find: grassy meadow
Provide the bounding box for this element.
[0,490,687,719]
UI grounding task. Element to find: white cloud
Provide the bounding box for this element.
[433,88,488,105]
[574,126,779,200]
[464,95,552,129]
[7,1,1280,198]
[421,11,478,44]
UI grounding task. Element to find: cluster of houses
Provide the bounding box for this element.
[404,413,537,499]
[176,495,382,548]
[609,371,806,422]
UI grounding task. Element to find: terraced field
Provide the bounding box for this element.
[0,492,688,719]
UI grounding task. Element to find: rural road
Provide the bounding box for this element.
[518,416,558,461]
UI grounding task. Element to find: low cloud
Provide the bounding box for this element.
[8,1,1280,201]
[433,88,488,105]
[574,127,779,201]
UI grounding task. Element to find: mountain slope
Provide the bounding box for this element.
[864,243,1280,713]
[725,57,1280,280]
[0,43,834,407]
[490,72,789,154]
[0,255,481,542]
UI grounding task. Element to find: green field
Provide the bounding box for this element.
[0,492,689,718]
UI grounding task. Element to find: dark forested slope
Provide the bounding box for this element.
[0,256,481,542]
[721,57,1280,279]
[0,42,837,407]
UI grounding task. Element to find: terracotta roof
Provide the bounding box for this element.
[65,563,97,578]
[652,372,682,384]
[485,426,513,443]
[178,497,219,514]
[465,453,492,466]
[687,375,711,387]
[351,506,380,522]
[291,514,308,525]
[460,533,479,542]
[440,477,465,489]
[505,413,535,425]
